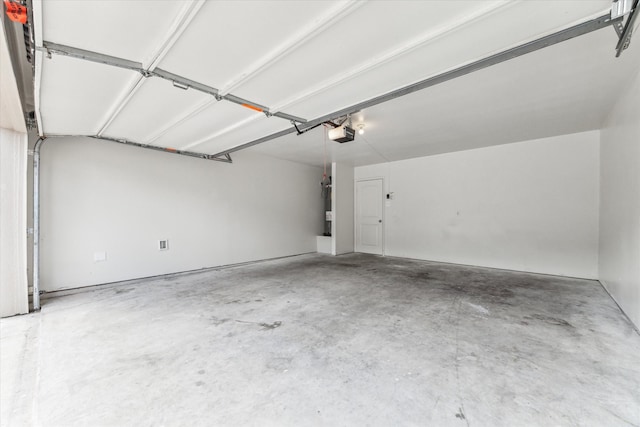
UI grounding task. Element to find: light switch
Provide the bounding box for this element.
[94,251,107,262]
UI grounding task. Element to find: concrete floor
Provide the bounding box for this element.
[1,253,639,426]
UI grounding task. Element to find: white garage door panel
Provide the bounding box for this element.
[40,0,185,63]
[151,101,255,149]
[193,116,292,155]
[157,1,341,92]
[101,78,211,143]
[39,55,139,135]
[34,0,617,159]
[267,0,612,119]
[233,0,495,107]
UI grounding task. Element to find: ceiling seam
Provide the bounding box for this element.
[358,133,390,163]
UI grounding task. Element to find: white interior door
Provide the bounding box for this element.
[356,179,383,255]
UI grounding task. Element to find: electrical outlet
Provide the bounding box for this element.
[159,240,169,251]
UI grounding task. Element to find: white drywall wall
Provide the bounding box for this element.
[0,128,29,316]
[355,131,600,278]
[331,162,354,255]
[39,137,323,291]
[599,69,640,329]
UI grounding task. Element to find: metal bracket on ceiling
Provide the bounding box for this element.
[39,42,144,72]
[613,20,625,37]
[324,115,350,128]
[612,0,634,18]
[37,41,307,124]
[210,153,232,162]
[292,121,302,134]
[25,111,37,130]
[152,68,219,98]
[614,0,639,56]
[172,81,190,90]
[273,111,306,123]
[618,29,634,53]
[82,135,233,163]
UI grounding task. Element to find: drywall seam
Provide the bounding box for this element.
[599,280,640,335]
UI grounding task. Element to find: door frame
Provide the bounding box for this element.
[354,177,385,256]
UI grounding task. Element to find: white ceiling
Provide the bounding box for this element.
[33,0,639,167]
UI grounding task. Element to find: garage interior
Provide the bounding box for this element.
[1,0,639,425]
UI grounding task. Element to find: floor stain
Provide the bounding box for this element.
[209,316,230,326]
[224,299,259,305]
[412,272,431,281]
[528,314,573,328]
[234,319,283,330]
[260,321,282,330]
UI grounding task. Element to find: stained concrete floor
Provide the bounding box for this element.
[1,253,639,427]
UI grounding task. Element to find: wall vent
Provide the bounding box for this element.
[159,239,169,251]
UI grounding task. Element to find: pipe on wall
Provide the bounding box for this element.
[32,136,45,311]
